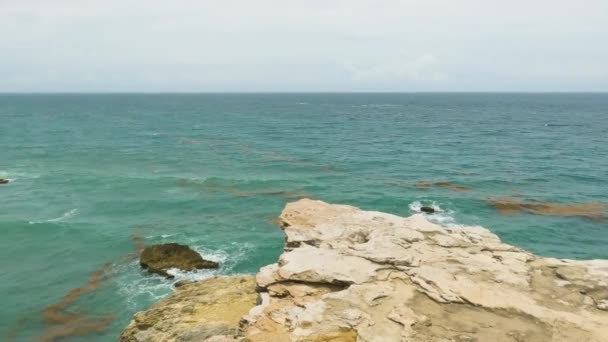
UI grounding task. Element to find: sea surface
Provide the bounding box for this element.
[1,93,607,340]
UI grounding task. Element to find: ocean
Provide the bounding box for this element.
[1,93,607,340]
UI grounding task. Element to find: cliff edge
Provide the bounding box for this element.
[121,199,608,341]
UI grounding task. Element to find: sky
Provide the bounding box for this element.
[1,0,607,92]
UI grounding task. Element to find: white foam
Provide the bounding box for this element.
[116,245,236,310]
[29,208,78,224]
[409,201,456,226]
[165,268,218,282]
[141,131,162,136]
[193,241,254,274]
[115,234,253,311]
[115,259,178,310]
[0,170,41,181]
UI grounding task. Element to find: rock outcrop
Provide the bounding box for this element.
[123,199,608,341]
[139,243,219,278]
[120,276,257,342]
[420,206,435,214]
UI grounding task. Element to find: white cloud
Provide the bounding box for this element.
[0,0,607,91]
[345,53,447,84]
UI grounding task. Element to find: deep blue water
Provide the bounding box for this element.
[1,93,607,340]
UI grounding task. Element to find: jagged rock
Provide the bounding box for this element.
[123,199,608,341]
[0,178,9,184]
[420,206,435,213]
[120,275,256,342]
[139,243,219,278]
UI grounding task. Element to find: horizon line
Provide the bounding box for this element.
[1,91,608,95]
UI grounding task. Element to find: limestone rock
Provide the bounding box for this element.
[123,199,608,341]
[242,199,608,341]
[139,243,219,278]
[119,275,256,342]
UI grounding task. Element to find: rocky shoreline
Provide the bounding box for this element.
[121,199,608,341]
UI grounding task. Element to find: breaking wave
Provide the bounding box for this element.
[29,209,78,224]
[409,200,456,226]
[116,238,252,311]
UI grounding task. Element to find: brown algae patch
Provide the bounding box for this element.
[177,178,310,200]
[415,181,471,192]
[39,264,113,342]
[231,188,310,200]
[488,198,607,221]
[35,234,149,341]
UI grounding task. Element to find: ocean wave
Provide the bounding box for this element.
[543,123,576,127]
[409,200,456,226]
[143,233,177,239]
[0,170,41,181]
[116,240,250,310]
[29,209,78,224]
[351,103,401,108]
[115,259,178,310]
[139,131,165,137]
[190,242,253,274]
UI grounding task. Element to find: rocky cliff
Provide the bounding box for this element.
[121,199,608,341]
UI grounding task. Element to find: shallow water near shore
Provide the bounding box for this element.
[1,93,607,340]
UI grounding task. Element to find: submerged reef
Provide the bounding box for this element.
[415,181,471,192]
[488,198,607,222]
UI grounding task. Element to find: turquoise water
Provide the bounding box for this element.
[1,93,607,340]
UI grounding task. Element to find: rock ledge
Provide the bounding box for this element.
[122,199,608,341]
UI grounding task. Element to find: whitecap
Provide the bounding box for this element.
[409,201,456,226]
[29,208,78,224]
[0,170,41,181]
[141,131,162,137]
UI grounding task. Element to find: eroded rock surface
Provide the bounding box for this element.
[139,243,219,278]
[120,276,256,342]
[123,199,608,341]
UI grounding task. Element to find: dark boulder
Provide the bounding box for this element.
[139,243,219,278]
[420,206,436,214]
[173,280,195,288]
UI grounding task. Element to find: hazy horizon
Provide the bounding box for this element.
[2,0,607,93]
[2,91,608,95]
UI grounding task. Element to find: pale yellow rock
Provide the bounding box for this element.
[122,199,608,342]
[119,275,257,342]
[244,199,608,341]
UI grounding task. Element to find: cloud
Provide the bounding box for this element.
[344,53,447,84]
[0,0,607,91]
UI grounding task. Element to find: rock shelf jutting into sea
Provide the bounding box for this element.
[120,199,608,341]
[1,93,607,340]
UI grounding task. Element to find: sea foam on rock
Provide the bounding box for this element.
[122,199,608,341]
